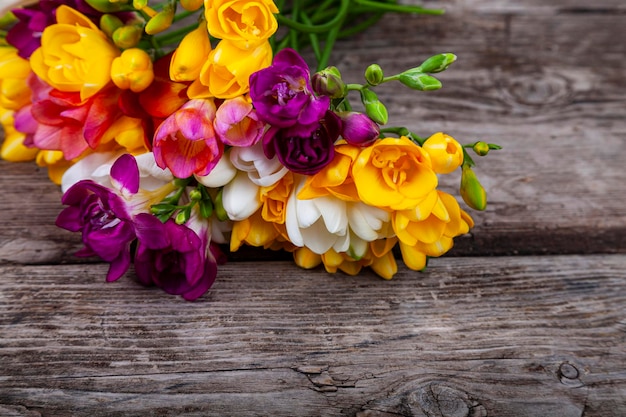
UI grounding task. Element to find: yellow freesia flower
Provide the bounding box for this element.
[170,24,212,82]
[29,6,120,101]
[230,209,282,252]
[260,171,293,224]
[189,39,273,99]
[99,115,149,153]
[110,48,154,93]
[0,47,31,110]
[0,107,37,162]
[298,143,361,202]
[36,150,73,185]
[394,191,474,271]
[204,0,279,50]
[352,136,438,211]
[421,132,464,174]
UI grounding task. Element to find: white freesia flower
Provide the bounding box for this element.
[61,151,124,192]
[230,141,288,187]
[195,150,237,188]
[221,170,261,221]
[285,177,349,254]
[286,178,394,256]
[61,152,174,193]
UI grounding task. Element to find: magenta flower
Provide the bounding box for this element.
[153,99,223,179]
[55,154,141,282]
[133,213,218,301]
[263,111,340,175]
[338,112,380,147]
[249,48,330,136]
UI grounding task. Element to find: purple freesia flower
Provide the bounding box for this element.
[56,154,140,282]
[133,213,218,301]
[338,112,380,147]
[263,111,340,175]
[249,48,330,136]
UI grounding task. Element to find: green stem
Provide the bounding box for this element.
[316,16,343,71]
[300,12,322,62]
[276,0,350,33]
[352,0,445,15]
[154,21,199,46]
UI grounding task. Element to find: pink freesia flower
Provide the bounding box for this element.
[14,74,120,160]
[214,96,264,147]
[153,98,223,178]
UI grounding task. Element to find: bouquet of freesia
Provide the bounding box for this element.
[0,0,500,300]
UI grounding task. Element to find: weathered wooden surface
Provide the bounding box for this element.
[1,0,626,415]
[2,256,626,416]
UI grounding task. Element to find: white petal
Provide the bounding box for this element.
[222,171,261,221]
[61,151,121,192]
[285,186,304,247]
[315,197,348,234]
[195,151,237,188]
[296,198,322,229]
[300,219,339,255]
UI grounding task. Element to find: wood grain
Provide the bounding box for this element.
[0,0,625,415]
[1,255,625,416]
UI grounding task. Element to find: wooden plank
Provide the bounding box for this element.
[1,255,625,415]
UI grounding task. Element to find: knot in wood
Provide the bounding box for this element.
[403,382,486,417]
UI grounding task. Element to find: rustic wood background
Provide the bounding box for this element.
[1,0,625,415]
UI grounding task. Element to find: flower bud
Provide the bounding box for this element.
[214,188,229,222]
[312,66,347,99]
[180,0,204,11]
[422,132,463,174]
[473,141,490,156]
[100,14,124,38]
[294,247,322,270]
[111,48,154,92]
[460,165,487,211]
[338,111,380,147]
[85,0,130,13]
[417,53,457,73]
[365,63,384,86]
[133,0,148,9]
[112,25,143,49]
[360,88,388,125]
[398,70,442,91]
[189,189,202,201]
[145,6,175,35]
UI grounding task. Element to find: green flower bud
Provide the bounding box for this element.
[189,188,202,201]
[360,88,388,125]
[460,165,487,211]
[145,7,175,35]
[214,188,229,222]
[112,25,144,49]
[84,0,130,13]
[398,70,442,91]
[417,53,457,73]
[175,208,190,225]
[365,64,384,86]
[100,14,124,38]
[311,66,347,99]
[473,141,490,156]
[133,0,148,9]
